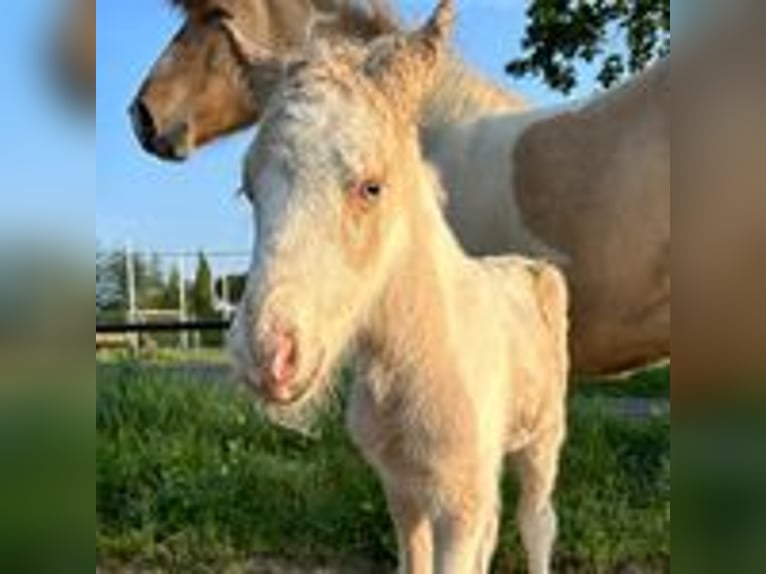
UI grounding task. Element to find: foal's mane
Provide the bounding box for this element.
[315,0,399,38]
[168,0,399,39]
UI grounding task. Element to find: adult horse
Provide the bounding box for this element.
[131,0,670,376]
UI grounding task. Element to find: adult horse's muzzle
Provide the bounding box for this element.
[129,100,191,161]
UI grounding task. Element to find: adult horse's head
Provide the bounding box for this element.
[130,0,397,161]
[229,0,453,408]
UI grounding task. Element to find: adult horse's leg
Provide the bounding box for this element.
[515,427,565,574]
[384,486,433,574]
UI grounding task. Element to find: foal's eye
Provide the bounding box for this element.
[356,180,383,201]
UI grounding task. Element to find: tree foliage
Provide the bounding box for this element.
[162,265,182,309]
[97,251,119,313]
[96,250,181,319]
[96,249,232,346]
[96,250,128,320]
[215,274,247,305]
[190,252,215,319]
[507,0,670,94]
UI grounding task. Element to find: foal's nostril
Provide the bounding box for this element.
[249,327,300,396]
[130,100,157,143]
[269,330,298,385]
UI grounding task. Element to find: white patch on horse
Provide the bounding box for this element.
[429,104,578,264]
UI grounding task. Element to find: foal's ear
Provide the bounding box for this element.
[368,0,454,118]
[409,0,455,64]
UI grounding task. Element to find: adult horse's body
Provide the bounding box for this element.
[132,0,670,376]
[425,61,669,372]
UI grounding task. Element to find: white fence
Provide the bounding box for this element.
[96,246,250,349]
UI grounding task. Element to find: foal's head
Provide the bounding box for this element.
[230,0,454,408]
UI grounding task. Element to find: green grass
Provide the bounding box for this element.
[97,361,669,572]
[575,364,670,399]
[97,346,228,365]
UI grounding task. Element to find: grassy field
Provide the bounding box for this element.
[97,360,669,572]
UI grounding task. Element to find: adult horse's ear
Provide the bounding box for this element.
[220,17,279,68]
[368,0,454,119]
[220,17,301,95]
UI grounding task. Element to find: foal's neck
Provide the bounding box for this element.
[363,170,468,375]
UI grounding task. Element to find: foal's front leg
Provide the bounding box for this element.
[433,498,495,574]
[474,504,500,574]
[385,486,433,574]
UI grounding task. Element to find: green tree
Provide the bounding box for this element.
[507,0,670,94]
[134,253,166,309]
[215,273,247,305]
[191,252,224,346]
[161,265,182,309]
[96,250,118,315]
[190,252,215,319]
[96,249,128,321]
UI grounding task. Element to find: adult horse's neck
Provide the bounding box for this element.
[421,54,526,139]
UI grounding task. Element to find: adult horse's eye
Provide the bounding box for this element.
[357,180,383,200]
[205,7,231,23]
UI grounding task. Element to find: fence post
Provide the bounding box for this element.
[125,243,139,350]
[178,254,189,350]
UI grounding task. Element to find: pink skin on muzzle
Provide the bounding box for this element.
[254,329,299,404]
[264,333,298,402]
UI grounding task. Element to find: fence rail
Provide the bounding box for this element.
[96,320,231,334]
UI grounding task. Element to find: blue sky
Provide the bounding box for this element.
[96,0,599,255]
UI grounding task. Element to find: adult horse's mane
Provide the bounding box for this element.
[168,0,400,40]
